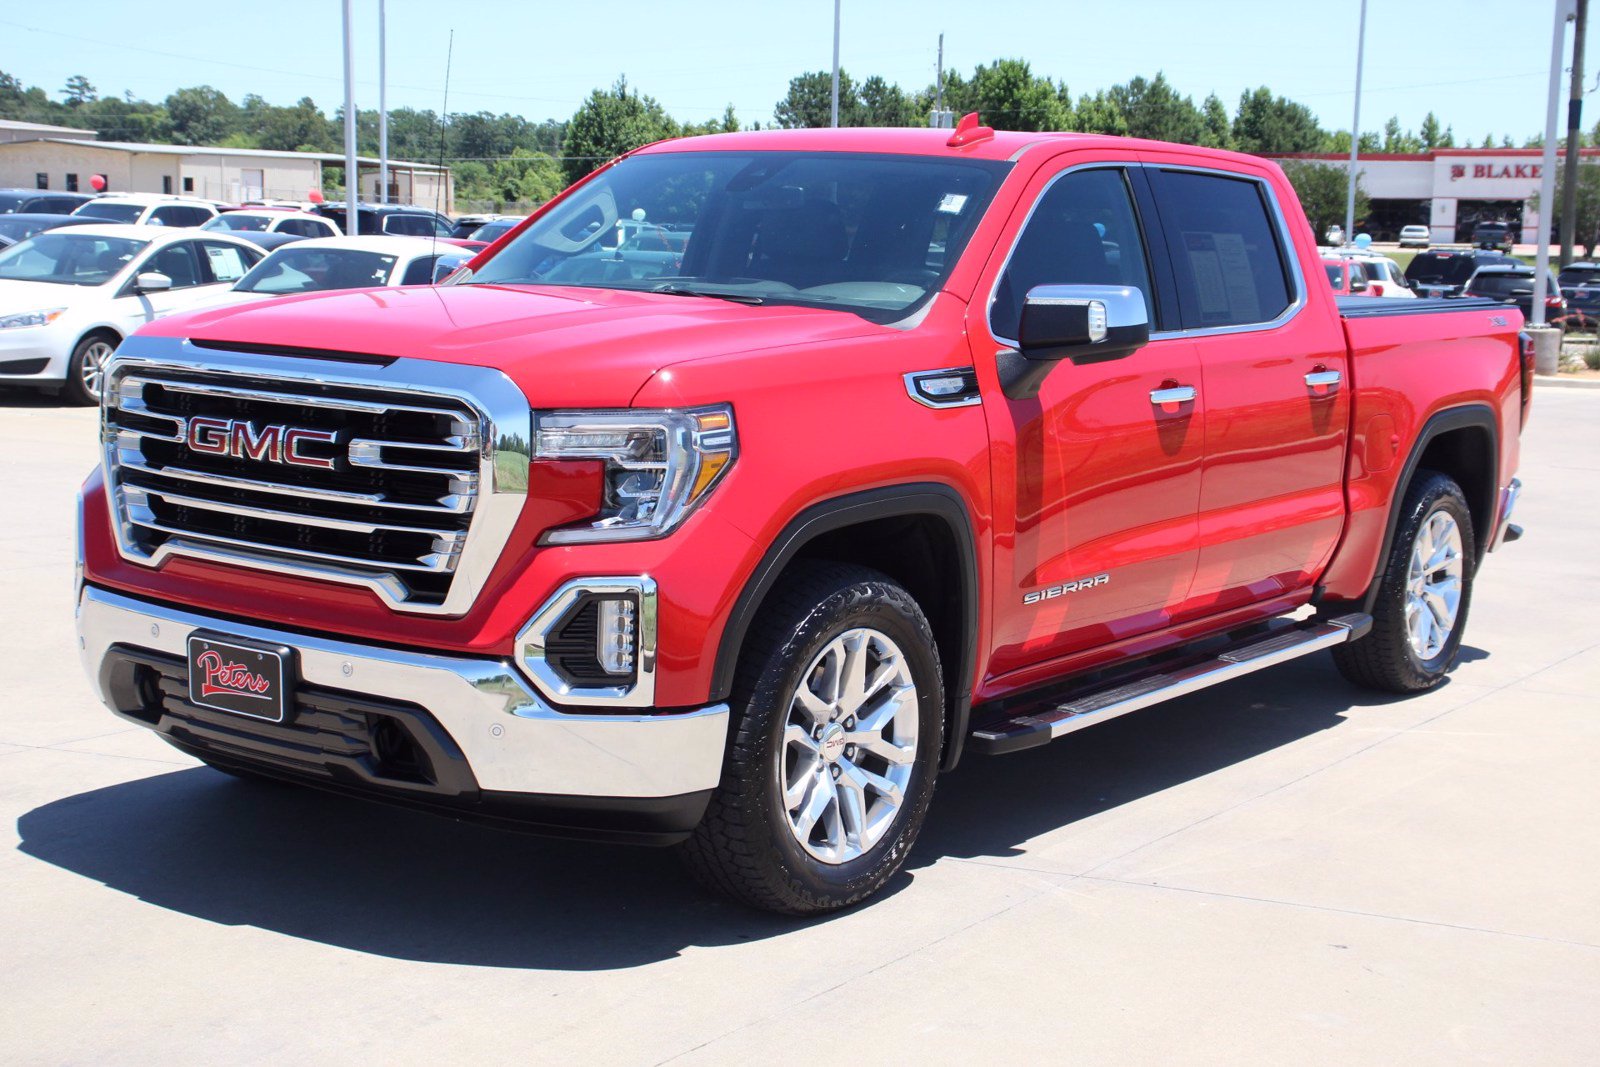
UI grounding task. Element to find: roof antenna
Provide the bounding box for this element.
[947,112,994,148]
[431,28,453,266]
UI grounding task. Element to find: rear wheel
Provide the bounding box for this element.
[681,563,943,915]
[1334,471,1476,693]
[64,332,118,406]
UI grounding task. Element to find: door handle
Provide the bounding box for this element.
[1305,369,1343,390]
[1149,385,1197,405]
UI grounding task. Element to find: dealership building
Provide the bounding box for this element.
[1268,147,1600,244]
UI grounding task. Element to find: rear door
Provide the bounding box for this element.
[974,160,1204,681]
[1141,164,1350,616]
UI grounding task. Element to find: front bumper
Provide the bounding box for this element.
[76,585,729,843]
[0,325,68,383]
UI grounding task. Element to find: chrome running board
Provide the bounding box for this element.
[967,613,1372,756]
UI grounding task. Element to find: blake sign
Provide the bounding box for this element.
[1451,163,1542,181]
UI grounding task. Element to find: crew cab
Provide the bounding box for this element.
[71,195,220,229]
[75,122,1529,915]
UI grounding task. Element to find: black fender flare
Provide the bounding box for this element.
[1354,403,1498,615]
[710,483,980,772]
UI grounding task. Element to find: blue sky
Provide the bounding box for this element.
[1,0,1592,147]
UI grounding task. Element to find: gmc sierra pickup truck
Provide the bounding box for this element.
[76,119,1530,915]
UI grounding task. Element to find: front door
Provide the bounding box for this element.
[975,164,1204,685]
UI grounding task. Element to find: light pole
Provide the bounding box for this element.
[1534,0,1579,327]
[379,0,389,206]
[1344,0,1368,243]
[341,0,357,233]
[830,0,841,127]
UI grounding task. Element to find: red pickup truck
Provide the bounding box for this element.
[76,121,1530,915]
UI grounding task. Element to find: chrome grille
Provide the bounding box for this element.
[100,342,531,615]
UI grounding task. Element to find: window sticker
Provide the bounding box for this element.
[1184,232,1230,319]
[937,193,969,214]
[1184,231,1262,324]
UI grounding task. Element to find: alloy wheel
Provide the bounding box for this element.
[78,340,116,401]
[1405,508,1464,660]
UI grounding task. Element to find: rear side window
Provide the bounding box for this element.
[384,214,434,237]
[1150,169,1293,329]
[400,255,441,285]
[990,167,1153,342]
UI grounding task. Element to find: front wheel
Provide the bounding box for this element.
[681,563,943,915]
[1334,471,1476,693]
[64,333,118,406]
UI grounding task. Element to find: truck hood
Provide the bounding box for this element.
[140,283,888,405]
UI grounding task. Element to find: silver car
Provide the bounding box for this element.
[1399,225,1430,248]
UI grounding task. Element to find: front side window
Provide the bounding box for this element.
[200,241,255,283]
[0,233,147,285]
[143,241,204,288]
[990,167,1153,341]
[467,151,1008,323]
[1151,169,1293,329]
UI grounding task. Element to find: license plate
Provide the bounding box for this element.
[187,633,292,723]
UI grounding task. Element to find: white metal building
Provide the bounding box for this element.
[0,119,96,145]
[0,138,453,210]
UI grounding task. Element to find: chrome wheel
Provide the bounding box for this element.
[780,627,919,865]
[1405,508,1464,660]
[77,340,115,401]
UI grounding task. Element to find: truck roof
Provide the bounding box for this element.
[635,126,1263,166]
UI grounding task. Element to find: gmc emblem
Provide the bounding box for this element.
[185,417,338,469]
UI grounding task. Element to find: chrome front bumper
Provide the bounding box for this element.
[75,585,729,801]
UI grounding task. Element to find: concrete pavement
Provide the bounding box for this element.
[1,385,1596,1064]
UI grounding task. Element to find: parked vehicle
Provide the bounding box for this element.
[225,231,310,254]
[202,209,340,239]
[0,212,101,250]
[76,126,1529,915]
[0,224,261,403]
[1324,223,1345,246]
[169,235,464,317]
[1323,256,1372,295]
[463,216,526,244]
[0,188,96,215]
[448,213,521,239]
[1328,250,1416,299]
[1404,249,1515,298]
[1471,221,1516,251]
[72,195,219,228]
[1398,225,1430,248]
[1557,261,1600,328]
[313,202,454,238]
[1463,263,1564,325]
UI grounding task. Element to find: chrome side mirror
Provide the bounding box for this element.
[1001,284,1151,400]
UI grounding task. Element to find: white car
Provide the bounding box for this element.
[0,224,263,403]
[172,235,466,316]
[202,209,340,239]
[71,195,219,229]
[1398,225,1430,249]
[1328,250,1416,299]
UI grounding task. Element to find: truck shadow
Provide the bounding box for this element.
[14,654,1442,970]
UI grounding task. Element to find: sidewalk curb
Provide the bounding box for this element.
[1535,375,1600,390]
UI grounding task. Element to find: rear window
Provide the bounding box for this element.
[1468,273,1533,297]
[1559,265,1600,286]
[74,202,143,223]
[1324,263,1343,287]
[1406,254,1477,285]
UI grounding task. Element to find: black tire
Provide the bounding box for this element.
[1334,470,1476,693]
[64,331,118,406]
[680,562,943,915]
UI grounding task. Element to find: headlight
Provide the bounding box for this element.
[535,405,736,544]
[0,308,66,330]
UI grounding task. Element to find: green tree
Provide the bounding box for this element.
[775,70,863,128]
[1280,159,1367,237]
[1073,90,1127,135]
[956,59,1069,131]
[62,75,97,107]
[1529,164,1600,257]
[490,147,564,203]
[1381,116,1421,153]
[165,85,238,146]
[859,76,919,126]
[1200,93,1233,149]
[1233,87,1325,153]
[1110,73,1204,144]
[562,79,678,184]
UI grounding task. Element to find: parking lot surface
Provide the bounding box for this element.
[2,386,1596,1064]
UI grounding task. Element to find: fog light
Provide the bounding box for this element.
[597,597,636,675]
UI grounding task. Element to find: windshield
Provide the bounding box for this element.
[1323,264,1344,287]
[1468,273,1535,297]
[204,213,272,232]
[464,151,1009,321]
[0,232,147,286]
[234,247,397,294]
[0,217,50,242]
[473,218,520,243]
[73,202,144,223]
[1559,266,1600,286]
[1407,255,1477,285]
[0,193,29,214]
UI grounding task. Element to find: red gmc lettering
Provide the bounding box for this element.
[183,418,337,467]
[185,416,231,455]
[284,428,338,469]
[230,422,281,462]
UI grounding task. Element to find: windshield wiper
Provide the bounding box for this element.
[651,283,765,305]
